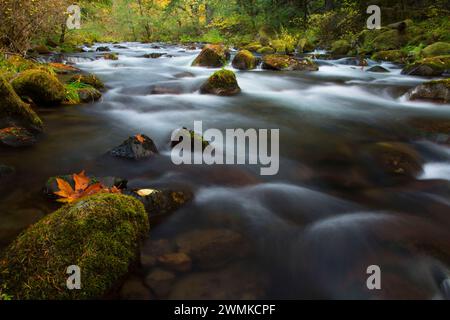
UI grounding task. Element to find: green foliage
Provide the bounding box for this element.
[64,81,92,105]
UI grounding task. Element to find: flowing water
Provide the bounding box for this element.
[1,43,450,299]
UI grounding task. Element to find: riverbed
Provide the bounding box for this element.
[1,42,450,299]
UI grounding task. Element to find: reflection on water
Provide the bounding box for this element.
[1,42,450,299]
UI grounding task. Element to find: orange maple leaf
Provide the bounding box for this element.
[54,171,122,203]
[135,134,145,143]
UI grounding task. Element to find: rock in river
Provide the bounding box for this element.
[109,134,159,160]
[0,127,36,147]
[232,50,258,70]
[200,69,241,96]
[262,54,319,71]
[0,193,149,299]
[402,55,450,76]
[192,44,230,68]
[408,78,450,103]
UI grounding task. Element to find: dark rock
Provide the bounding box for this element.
[96,46,111,52]
[171,127,210,150]
[109,134,158,160]
[0,127,36,147]
[175,229,249,269]
[367,65,390,73]
[78,87,102,102]
[402,55,450,76]
[409,79,450,103]
[142,53,166,59]
[113,45,129,49]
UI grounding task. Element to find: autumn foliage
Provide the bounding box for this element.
[54,171,121,203]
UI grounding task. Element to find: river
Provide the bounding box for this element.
[1,42,450,299]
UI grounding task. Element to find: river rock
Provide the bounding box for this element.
[127,188,193,222]
[402,55,450,76]
[408,79,450,103]
[109,134,159,160]
[77,87,102,102]
[140,239,176,269]
[192,44,230,68]
[11,69,65,107]
[157,253,192,273]
[142,53,166,59]
[96,46,111,52]
[408,118,450,145]
[102,53,118,60]
[175,229,249,269]
[371,50,407,63]
[0,127,36,147]
[168,262,268,300]
[174,71,195,79]
[69,74,105,90]
[367,65,390,73]
[145,268,176,298]
[0,193,149,299]
[0,76,43,132]
[422,42,450,57]
[262,54,318,71]
[171,127,210,150]
[232,50,258,70]
[120,276,153,300]
[200,69,241,96]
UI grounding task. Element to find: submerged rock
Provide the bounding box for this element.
[96,46,111,52]
[142,53,166,59]
[367,65,390,73]
[102,53,118,60]
[0,193,149,299]
[0,76,43,132]
[120,276,153,300]
[145,268,176,298]
[11,69,65,106]
[192,44,230,68]
[140,239,176,269]
[109,134,158,160]
[402,55,450,76]
[232,50,258,70]
[262,54,318,71]
[171,127,210,151]
[157,253,192,273]
[200,69,241,96]
[0,127,36,147]
[69,74,105,90]
[175,229,249,270]
[169,262,268,300]
[409,79,450,103]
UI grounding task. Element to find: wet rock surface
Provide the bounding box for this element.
[109,134,159,160]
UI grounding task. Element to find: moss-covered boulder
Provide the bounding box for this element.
[401,55,450,76]
[0,76,43,132]
[0,193,149,300]
[11,70,65,106]
[257,46,275,54]
[69,74,104,90]
[103,53,119,61]
[77,87,102,103]
[192,44,230,68]
[200,69,241,96]
[262,54,319,71]
[371,29,405,51]
[232,50,257,70]
[422,42,450,57]
[371,50,407,64]
[409,79,450,103]
[242,42,263,52]
[270,39,295,55]
[330,40,351,56]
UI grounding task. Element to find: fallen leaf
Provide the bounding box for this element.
[136,189,157,197]
[135,134,145,144]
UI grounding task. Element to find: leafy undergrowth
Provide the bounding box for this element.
[63,82,92,105]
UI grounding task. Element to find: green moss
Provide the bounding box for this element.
[270,39,294,54]
[257,46,275,54]
[428,78,450,88]
[0,193,149,300]
[402,55,450,76]
[0,55,39,74]
[200,69,241,96]
[0,76,43,132]
[192,44,230,68]
[103,53,119,60]
[330,40,351,55]
[69,74,105,90]
[371,50,407,63]
[11,70,65,106]
[242,42,263,52]
[422,42,450,57]
[262,54,318,71]
[232,50,257,70]
[371,29,404,51]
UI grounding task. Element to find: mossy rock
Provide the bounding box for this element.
[103,53,119,61]
[0,76,43,132]
[401,55,450,76]
[69,74,105,90]
[192,44,230,68]
[232,50,257,70]
[371,29,405,52]
[11,70,65,106]
[0,193,149,300]
[330,40,351,56]
[4,56,39,73]
[171,127,210,151]
[200,69,241,96]
[270,40,294,55]
[409,78,450,103]
[242,42,263,52]
[422,42,450,58]
[77,87,102,103]
[262,55,318,71]
[257,46,275,54]
[371,50,407,64]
